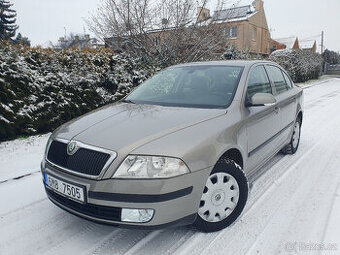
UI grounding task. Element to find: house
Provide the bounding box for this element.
[271,36,299,52]
[300,40,317,53]
[270,37,317,53]
[56,34,104,50]
[105,0,273,56]
[210,0,272,55]
[270,39,288,52]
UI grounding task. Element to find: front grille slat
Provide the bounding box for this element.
[47,141,111,176]
[46,188,121,221]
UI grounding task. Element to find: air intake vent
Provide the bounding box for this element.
[47,140,111,176]
[46,188,122,221]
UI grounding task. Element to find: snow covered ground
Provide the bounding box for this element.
[1,77,340,255]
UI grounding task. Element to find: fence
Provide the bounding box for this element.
[325,64,340,75]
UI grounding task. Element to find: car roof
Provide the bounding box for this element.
[172,60,276,68]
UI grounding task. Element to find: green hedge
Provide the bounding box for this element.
[269,49,322,83]
[0,43,159,141]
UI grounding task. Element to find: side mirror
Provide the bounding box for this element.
[247,93,276,107]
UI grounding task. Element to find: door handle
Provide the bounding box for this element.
[274,106,280,114]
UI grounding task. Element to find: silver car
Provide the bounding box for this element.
[41,60,303,232]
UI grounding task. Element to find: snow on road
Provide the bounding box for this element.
[0,134,50,183]
[1,77,340,255]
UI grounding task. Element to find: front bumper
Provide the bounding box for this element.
[42,162,211,228]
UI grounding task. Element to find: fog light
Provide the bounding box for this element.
[121,208,154,223]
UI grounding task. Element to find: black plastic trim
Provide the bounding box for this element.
[88,186,193,203]
[45,187,121,221]
[46,189,197,229]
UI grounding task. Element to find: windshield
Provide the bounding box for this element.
[125,65,244,108]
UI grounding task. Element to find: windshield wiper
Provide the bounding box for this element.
[121,99,136,104]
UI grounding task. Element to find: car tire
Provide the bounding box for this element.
[193,158,248,232]
[282,116,302,155]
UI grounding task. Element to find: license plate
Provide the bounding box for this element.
[44,173,85,203]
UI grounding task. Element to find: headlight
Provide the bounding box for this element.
[113,155,190,179]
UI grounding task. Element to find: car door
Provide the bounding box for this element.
[265,65,297,145]
[244,65,281,172]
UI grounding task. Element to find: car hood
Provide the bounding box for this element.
[54,102,226,152]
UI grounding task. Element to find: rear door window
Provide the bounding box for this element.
[266,65,289,94]
[247,65,272,100]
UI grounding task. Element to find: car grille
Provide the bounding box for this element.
[46,188,122,222]
[47,140,111,176]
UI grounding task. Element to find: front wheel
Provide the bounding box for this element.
[193,158,248,232]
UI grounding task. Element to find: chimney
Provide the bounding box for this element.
[85,34,90,40]
[252,0,264,12]
[75,35,80,41]
[197,7,210,22]
[59,37,65,42]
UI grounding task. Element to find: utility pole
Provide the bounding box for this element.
[321,31,324,54]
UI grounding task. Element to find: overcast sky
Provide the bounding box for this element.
[11,0,340,52]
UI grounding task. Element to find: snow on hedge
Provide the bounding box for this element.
[269,49,322,83]
[0,43,159,141]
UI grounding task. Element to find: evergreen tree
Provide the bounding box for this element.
[322,49,340,65]
[14,32,31,47]
[0,0,18,40]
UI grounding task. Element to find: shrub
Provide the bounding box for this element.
[322,49,340,65]
[269,49,322,83]
[0,42,159,141]
[222,45,251,60]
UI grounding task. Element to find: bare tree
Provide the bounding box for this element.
[87,0,234,65]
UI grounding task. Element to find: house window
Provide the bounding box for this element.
[252,27,257,41]
[153,36,160,47]
[226,26,237,39]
